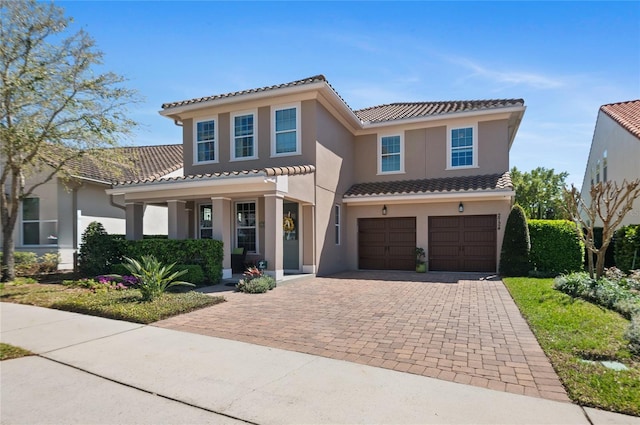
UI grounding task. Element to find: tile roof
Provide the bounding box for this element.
[344,172,513,198]
[68,144,183,184]
[113,165,316,186]
[354,100,525,124]
[162,75,331,110]
[600,100,640,139]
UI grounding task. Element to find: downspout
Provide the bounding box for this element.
[174,120,183,127]
[109,194,126,211]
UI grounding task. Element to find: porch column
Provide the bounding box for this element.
[264,194,284,280]
[125,202,143,240]
[211,197,232,279]
[167,200,187,240]
[302,204,316,273]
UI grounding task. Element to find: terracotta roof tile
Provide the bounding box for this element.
[113,165,315,186]
[68,144,183,184]
[354,100,525,124]
[344,172,513,197]
[600,100,640,139]
[162,75,330,110]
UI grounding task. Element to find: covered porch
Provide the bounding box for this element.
[106,166,317,281]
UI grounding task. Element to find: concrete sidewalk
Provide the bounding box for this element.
[1,302,638,425]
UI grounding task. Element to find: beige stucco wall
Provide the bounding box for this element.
[181,96,318,176]
[580,111,640,227]
[353,118,511,183]
[314,102,355,275]
[345,198,512,271]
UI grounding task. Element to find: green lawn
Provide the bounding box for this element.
[0,283,224,324]
[503,277,640,416]
[0,343,33,361]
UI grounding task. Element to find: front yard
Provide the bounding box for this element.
[503,277,640,416]
[0,282,224,324]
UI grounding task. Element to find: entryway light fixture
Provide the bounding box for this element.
[458,202,464,213]
[382,205,387,215]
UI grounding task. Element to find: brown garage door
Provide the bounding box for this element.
[429,215,496,272]
[359,217,416,270]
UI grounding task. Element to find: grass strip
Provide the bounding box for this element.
[503,277,639,416]
[0,284,224,324]
[0,343,33,361]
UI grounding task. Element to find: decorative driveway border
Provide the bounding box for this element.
[154,271,569,402]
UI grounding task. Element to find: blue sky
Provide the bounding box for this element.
[59,1,640,187]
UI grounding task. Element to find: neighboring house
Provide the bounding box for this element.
[107,75,525,279]
[580,100,640,227]
[2,144,183,269]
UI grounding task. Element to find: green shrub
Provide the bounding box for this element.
[176,264,205,285]
[120,255,194,301]
[78,222,125,276]
[500,204,531,276]
[528,220,584,276]
[625,316,640,355]
[14,252,38,275]
[38,252,59,273]
[615,225,640,273]
[110,263,130,276]
[236,275,276,294]
[79,227,223,283]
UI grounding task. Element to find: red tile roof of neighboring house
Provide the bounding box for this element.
[161,75,524,124]
[354,100,525,124]
[344,172,513,198]
[600,100,640,139]
[113,165,316,186]
[68,144,183,184]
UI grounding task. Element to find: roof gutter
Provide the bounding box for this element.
[106,174,272,195]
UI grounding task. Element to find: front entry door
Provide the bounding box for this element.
[283,202,299,270]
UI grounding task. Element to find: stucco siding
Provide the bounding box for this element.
[580,111,640,226]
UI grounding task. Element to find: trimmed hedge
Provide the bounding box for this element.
[500,205,531,276]
[79,222,223,283]
[615,225,640,273]
[528,220,584,276]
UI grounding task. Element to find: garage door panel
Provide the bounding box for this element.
[359,217,416,271]
[429,215,496,272]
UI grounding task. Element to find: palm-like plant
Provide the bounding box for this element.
[121,255,194,301]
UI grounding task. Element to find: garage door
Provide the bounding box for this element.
[358,217,416,270]
[429,215,496,272]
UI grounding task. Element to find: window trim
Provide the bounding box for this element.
[20,197,58,247]
[377,133,405,175]
[193,116,219,165]
[334,204,341,245]
[235,200,259,254]
[230,109,258,161]
[271,102,301,157]
[446,124,478,170]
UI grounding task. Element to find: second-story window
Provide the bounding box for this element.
[272,103,300,156]
[232,111,257,160]
[195,117,217,163]
[448,125,477,169]
[378,134,404,174]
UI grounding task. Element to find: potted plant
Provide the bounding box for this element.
[415,247,427,273]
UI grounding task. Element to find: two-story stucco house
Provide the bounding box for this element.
[108,75,525,279]
[2,145,183,269]
[580,100,640,227]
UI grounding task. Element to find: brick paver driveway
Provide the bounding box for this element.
[155,271,569,402]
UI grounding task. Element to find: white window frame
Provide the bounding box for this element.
[20,197,58,247]
[446,124,478,170]
[377,133,405,175]
[271,102,301,157]
[334,204,341,245]
[235,200,259,254]
[198,203,213,239]
[230,109,258,161]
[603,150,608,182]
[193,116,218,164]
